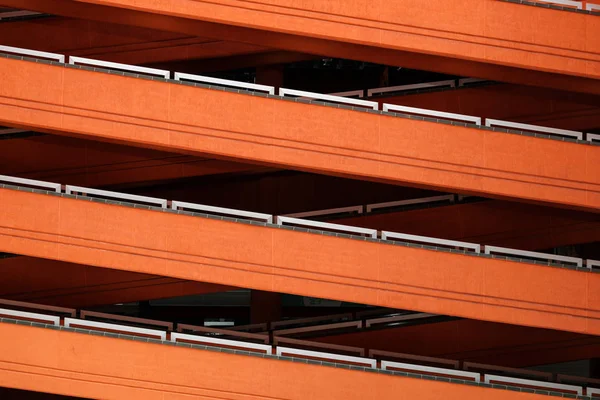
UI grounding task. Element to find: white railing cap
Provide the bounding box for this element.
[65,185,167,208]
[383,103,481,125]
[0,45,64,63]
[279,88,378,110]
[69,56,169,79]
[277,215,377,238]
[174,72,275,95]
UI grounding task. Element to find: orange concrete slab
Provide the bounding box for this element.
[315,319,600,368]
[381,84,600,131]
[0,57,599,212]
[1,188,599,335]
[0,256,232,308]
[0,135,265,188]
[0,322,554,400]
[4,0,600,94]
[336,200,600,251]
[0,16,269,65]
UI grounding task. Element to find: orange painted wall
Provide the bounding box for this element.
[1,188,599,335]
[0,322,552,400]
[0,257,232,307]
[1,58,599,212]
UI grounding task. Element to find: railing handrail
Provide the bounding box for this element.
[279,87,379,110]
[458,78,489,87]
[0,299,75,317]
[274,336,365,357]
[369,349,459,369]
[383,103,482,125]
[484,245,582,266]
[365,312,436,328]
[171,332,272,354]
[272,320,362,336]
[174,72,275,95]
[65,185,168,208]
[177,323,269,343]
[69,56,169,79]
[0,45,64,63]
[586,259,600,269]
[328,89,364,98]
[382,231,481,253]
[270,312,354,329]
[277,216,377,238]
[367,79,455,97]
[0,307,60,326]
[484,374,582,395]
[81,310,173,330]
[484,118,583,140]
[171,200,272,223]
[0,10,43,19]
[464,361,553,380]
[276,345,377,368]
[282,205,363,219]
[65,317,167,340]
[366,195,454,213]
[0,174,61,193]
[381,360,480,381]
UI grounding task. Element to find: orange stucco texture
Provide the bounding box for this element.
[0,322,556,400]
[1,188,599,335]
[0,57,599,212]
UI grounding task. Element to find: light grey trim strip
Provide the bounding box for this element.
[65,317,166,340]
[283,205,363,219]
[0,45,64,63]
[383,103,482,125]
[0,307,60,326]
[484,374,582,394]
[69,56,169,79]
[484,245,582,266]
[65,185,167,208]
[81,310,173,330]
[485,119,583,140]
[0,299,75,317]
[366,195,454,213]
[587,3,600,11]
[276,346,376,368]
[367,80,455,97]
[382,231,481,253]
[0,174,61,193]
[279,88,379,110]
[277,216,377,238]
[172,200,272,223]
[382,360,480,382]
[171,332,272,354]
[174,72,274,94]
